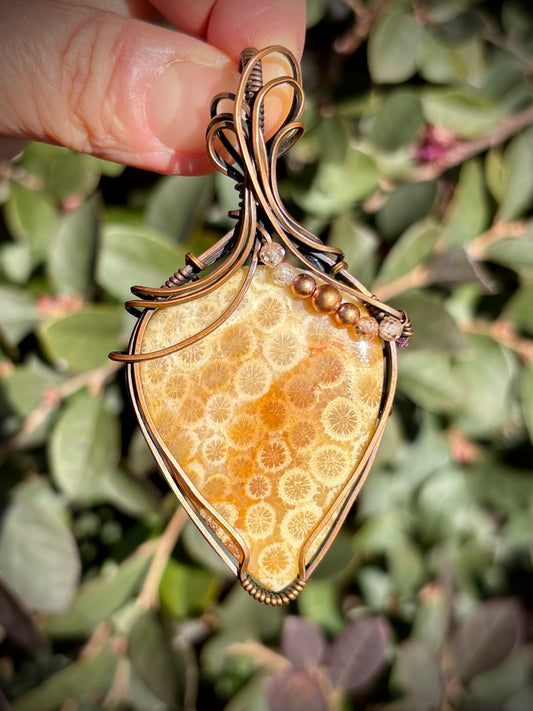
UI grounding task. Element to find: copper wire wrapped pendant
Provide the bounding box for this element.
[110,47,412,604]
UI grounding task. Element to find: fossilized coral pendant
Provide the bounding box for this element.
[110,47,412,604]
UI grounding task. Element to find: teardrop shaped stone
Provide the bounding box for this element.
[134,266,383,593]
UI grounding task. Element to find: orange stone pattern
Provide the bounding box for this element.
[137,266,383,592]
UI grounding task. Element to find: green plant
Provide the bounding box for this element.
[1,1,533,709]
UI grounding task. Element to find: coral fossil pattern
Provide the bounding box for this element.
[138,267,383,591]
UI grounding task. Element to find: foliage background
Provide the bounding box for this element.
[1,0,533,709]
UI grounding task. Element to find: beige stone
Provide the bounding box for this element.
[136,266,383,592]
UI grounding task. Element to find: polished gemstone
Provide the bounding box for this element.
[271,262,298,286]
[136,267,383,592]
[379,315,403,342]
[259,242,286,267]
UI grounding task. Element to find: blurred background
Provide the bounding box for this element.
[1,0,533,709]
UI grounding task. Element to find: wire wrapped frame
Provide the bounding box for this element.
[109,46,411,604]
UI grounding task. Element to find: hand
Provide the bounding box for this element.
[0,0,305,174]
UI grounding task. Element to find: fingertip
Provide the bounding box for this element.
[207,0,306,62]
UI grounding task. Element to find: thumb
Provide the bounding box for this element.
[0,2,239,174]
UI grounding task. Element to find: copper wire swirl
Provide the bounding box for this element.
[109,46,408,364]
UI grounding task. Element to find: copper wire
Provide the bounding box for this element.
[109,46,411,603]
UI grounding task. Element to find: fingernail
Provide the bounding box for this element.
[148,61,238,155]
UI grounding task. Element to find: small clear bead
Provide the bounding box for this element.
[355,316,379,340]
[379,316,403,341]
[271,261,298,286]
[260,242,285,267]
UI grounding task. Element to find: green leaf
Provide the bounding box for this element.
[296,579,344,635]
[452,599,524,681]
[484,234,533,278]
[328,215,379,286]
[0,243,32,284]
[483,53,529,114]
[417,466,474,540]
[298,147,380,216]
[38,305,123,372]
[49,390,120,503]
[469,647,533,703]
[467,461,533,519]
[181,520,234,576]
[422,88,500,139]
[44,549,152,637]
[144,174,212,242]
[503,280,533,334]
[376,182,437,240]
[391,290,465,352]
[20,143,101,200]
[0,481,80,612]
[485,148,506,203]
[354,510,407,556]
[313,531,355,580]
[420,34,485,85]
[368,12,424,84]
[393,413,452,490]
[412,584,450,652]
[371,92,424,151]
[425,247,495,291]
[0,361,58,430]
[225,675,269,711]
[452,334,517,436]
[376,218,440,285]
[48,194,99,296]
[127,429,157,478]
[159,559,219,618]
[85,154,125,178]
[128,610,183,707]
[96,222,186,300]
[392,639,444,711]
[95,467,162,519]
[11,644,117,711]
[388,541,425,598]
[4,183,58,262]
[398,350,462,412]
[358,568,392,609]
[497,128,533,219]
[440,160,489,247]
[502,2,533,38]
[0,286,39,346]
[305,0,327,28]
[520,361,533,446]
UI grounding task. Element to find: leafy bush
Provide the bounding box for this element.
[1,1,533,709]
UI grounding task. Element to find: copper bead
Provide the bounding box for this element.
[291,274,316,298]
[334,302,361,327]
[311,285,342,314]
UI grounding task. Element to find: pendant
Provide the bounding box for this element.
[110,46,412,604]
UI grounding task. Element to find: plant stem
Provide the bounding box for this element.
[136,507,188,611]
[409,104,533,182]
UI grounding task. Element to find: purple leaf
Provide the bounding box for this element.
[0,579,48,650]
[452,599,524,681]
[266,669,328,711]
[281,616,327,670]
[327,616,391,692]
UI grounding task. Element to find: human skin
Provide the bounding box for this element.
[0,0,306,174]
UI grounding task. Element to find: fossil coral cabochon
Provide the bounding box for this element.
[133,266,384,593]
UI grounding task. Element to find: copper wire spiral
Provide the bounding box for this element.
[109,46,410,364]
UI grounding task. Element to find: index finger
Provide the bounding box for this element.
[149,0,306,61]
